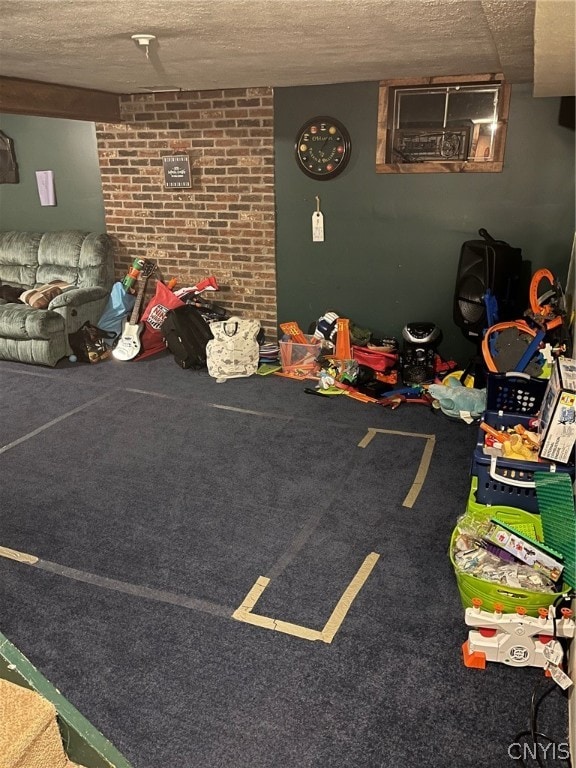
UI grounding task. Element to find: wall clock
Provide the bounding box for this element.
[295,117,351,180]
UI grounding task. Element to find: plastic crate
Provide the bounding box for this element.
[279,334,321,375]
[450,478,569,616]
[466,476,542,531]
[472,410,575,513]
[485,371,548,416]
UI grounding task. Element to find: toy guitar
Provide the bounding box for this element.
[112,261,157,361]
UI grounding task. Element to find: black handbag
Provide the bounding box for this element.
[68,322,116,363]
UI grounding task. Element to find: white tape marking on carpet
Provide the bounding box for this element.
[0,548,233,618]
[233,552,381,643]
[125,388,292,421]
[358,428,436,508]
[0,546,38,564]
[321,552,381,642]
[403,435,436,508]
[0,393,112,455]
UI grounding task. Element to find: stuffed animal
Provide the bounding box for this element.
[428,378,487,421]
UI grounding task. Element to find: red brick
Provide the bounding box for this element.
[96,86,277,339]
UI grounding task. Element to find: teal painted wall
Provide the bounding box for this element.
[1,87,572,367]
[274,83,575,364]
[0,114,105,233]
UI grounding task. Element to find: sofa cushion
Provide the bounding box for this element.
[20,282,68,309]
[0,304,64,341]
[36,231,114,289]
[0,232,42,287]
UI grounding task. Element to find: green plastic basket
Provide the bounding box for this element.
[450,477,568,616]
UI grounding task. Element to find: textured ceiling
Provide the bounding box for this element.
[0,0,573,96]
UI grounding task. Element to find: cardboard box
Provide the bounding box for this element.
[483,521,564,583]
[538,357,576,464]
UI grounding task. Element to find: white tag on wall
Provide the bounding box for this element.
[312,211,324,242]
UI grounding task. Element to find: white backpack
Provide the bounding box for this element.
[206,316,261,383]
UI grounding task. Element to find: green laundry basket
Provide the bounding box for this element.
[450,477,569,617]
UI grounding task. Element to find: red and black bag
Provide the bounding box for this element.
[136,280,185,360]
[352,345,398,373]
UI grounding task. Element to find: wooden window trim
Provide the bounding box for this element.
[375,73,510,174]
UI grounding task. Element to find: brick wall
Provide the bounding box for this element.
[95,87,277,337]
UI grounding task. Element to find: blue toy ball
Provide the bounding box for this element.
[69,354,77,363]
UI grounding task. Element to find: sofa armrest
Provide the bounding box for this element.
[48,286,108,310]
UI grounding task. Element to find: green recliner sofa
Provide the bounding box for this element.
[0,230,115,366]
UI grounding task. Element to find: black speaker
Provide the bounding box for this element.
[453,228,523,339]
[400,322,441,385]
[401,345,436,385]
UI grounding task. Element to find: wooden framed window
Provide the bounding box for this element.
[376,74,510,173]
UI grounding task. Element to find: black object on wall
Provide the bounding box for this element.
[453,228,523,340]
[0,130,18,184]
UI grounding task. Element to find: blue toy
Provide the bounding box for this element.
[428,379,487,421]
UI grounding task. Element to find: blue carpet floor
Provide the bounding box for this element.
[0,354,569,767]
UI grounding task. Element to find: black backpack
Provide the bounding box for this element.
[161,304,213,369]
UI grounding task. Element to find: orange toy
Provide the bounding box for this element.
[479,422,510,443]
[280,321,309,346]
[334,318,351,360]
[529,269,563,330]
[481,319,539,373]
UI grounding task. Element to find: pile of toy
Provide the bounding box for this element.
[452,514,561,595]
[447,356,576,681]
[276,313,462,409]
[479,419,540,461]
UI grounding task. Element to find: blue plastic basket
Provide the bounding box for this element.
[472,411,575,513]
[485,371,548,416]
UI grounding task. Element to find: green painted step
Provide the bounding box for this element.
[0,632,134,768]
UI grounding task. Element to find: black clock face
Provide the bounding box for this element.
[295,117,351,180]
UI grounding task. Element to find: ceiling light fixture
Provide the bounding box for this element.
[131,34,156,60]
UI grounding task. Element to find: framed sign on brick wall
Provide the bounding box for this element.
[162,154,191,187]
